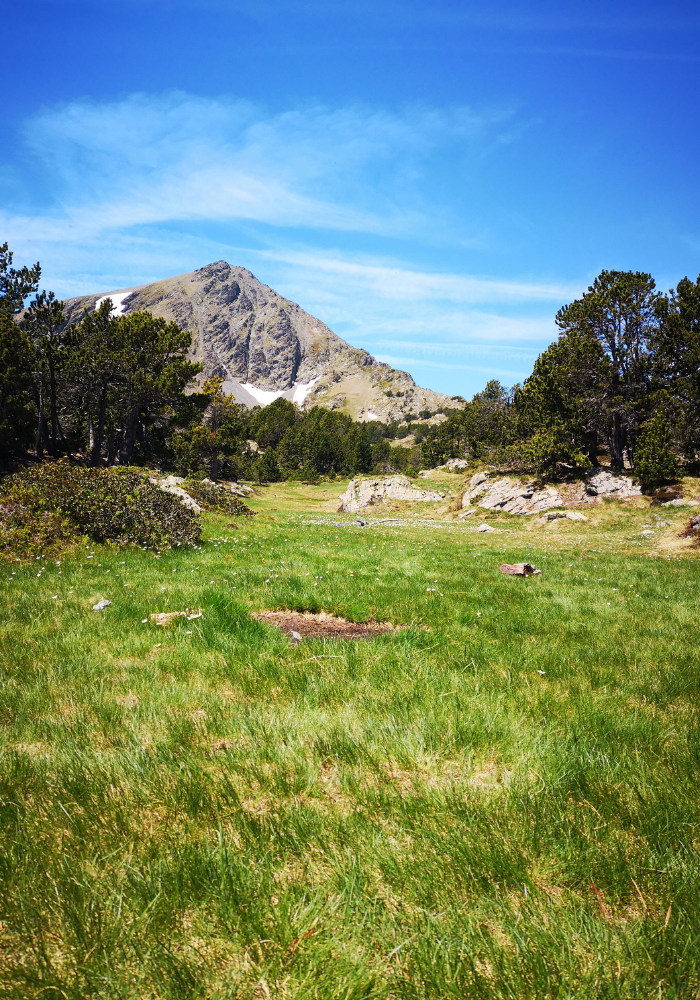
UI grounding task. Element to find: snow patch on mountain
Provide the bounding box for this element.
[241,376,322,407]
[291,376,321,404]
[94,290,133,316]
[240,383,287,406]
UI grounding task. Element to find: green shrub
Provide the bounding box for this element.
[634,411,679,491]
[0,493,78,558]
[183,479,254,517]
[0,463,200,550]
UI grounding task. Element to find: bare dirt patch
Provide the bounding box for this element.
[252,609,405,640]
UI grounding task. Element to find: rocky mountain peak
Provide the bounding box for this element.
[61,261,461,421]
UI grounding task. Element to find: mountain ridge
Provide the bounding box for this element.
[62,261,463,422]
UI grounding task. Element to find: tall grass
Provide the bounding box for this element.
[0,489,699,998]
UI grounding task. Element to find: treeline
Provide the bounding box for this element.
[422,270,700,489]
[0,244,419,481]
[139,380,425,483]
[2,244,698,490]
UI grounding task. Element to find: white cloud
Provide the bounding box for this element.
[7,93,505,245]
[259,248,576,304]
[0,91,584,396]
[375,355,531,379]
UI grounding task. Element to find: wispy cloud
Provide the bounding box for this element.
[4,92,505,245]
[244,246,564,390]
[0,91,579,397]
[375,355,531,380]
[258,248,577,304]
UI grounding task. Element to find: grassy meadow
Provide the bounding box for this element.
[1,475,700,999]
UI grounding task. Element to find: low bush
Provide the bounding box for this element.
[634,411,679,491]
[0,492,78,558]
[0,462,200,552]
[183,479,254,517]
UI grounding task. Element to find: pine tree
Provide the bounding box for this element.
[633,410,678,491]
[0,315,36,458]
[0,242,40,313]
[256,447,282,483]
[513,351,590,473]
[22,291,68,457]
[299,460,319,484]
[170,377,245,480]
[0,243,41,458]
[111,311,201,464]
[555,270,659,469]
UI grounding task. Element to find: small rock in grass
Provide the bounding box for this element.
[565,511,587,521]
[92,599,111,610]
[477,524,494,532]
[291,630,302,643]
[499,563,542,576]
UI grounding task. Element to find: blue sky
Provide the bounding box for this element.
[2,0,699,398]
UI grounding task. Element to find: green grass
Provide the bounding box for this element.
[1,485,700,998]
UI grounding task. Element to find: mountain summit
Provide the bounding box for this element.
[62,261,460,420]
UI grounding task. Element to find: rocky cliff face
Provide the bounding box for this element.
[61,261,461,420]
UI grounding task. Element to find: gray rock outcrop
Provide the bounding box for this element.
[338,475,444,513]
[202,478,255,497]
[461,468,643,517]
[150,476,202,513]
[149,474,253,512]
[462,473,563,516]
[585,469,641,500]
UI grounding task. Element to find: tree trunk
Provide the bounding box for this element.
[106,431,117,465]
[35,388,47,460]
[610,412,626,471]
[47,353,59,456]
[585,429,599,466]
[209,409,219,481]
[89,379,108,467]
[119,406,140,465]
